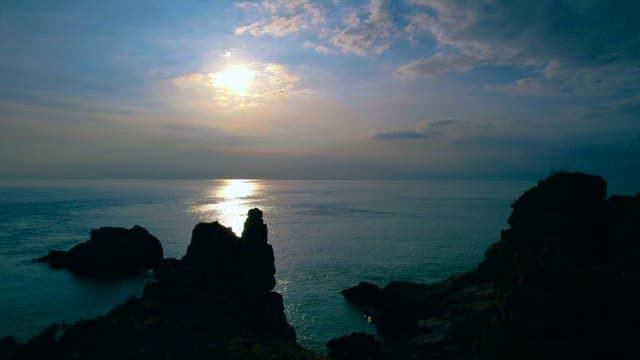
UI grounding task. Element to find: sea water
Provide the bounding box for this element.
[0,179,535,352]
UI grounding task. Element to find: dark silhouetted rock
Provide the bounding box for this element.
[341,282,381,307]
[5,209,319,360]
[146,207,277,298]
[478,171,610,289]
[242,207,269,244]
[341,171,640,360]
[34,225,163,279]
[327,332,380,360]
[0,337,19,359]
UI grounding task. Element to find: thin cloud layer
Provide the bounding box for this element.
[395,53,481,79]
[397,0,640,98]
[172,62,305,109]
[371,120,462,140]
[373,129,429,140]
[234,0,324,37]
[235,0,400,56]
[330,0,396,55]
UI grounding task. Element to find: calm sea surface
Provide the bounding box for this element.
[0,179,537,351]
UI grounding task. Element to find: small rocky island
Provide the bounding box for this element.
[2,209,325,360]
[33,225,163,279]
[332,172,640,360]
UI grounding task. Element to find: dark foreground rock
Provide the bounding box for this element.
[327,332,380,360]
[336,171,640,360]
[5,209,326,360]
[341,282,381,308]
[33,225,163,279]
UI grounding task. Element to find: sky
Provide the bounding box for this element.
[1,0,639,181]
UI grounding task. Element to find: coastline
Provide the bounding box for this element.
[3,172,637,359]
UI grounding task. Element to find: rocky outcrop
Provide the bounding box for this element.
[341,282,381,308]
[327,332,380,360]
[146,208,276,297]
[474,172,640,360]
[336,171,640,360]
[33,225,163,279]
[142,207,295,341]
[337,272,493,359]
[5,209,324,360]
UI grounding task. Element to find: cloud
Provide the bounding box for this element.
[234,0,324,37]
[419,119,459,129]
[171,73,208,88]
[371,119,461,140]
[235,15,308,37]
[395,53,482,79]
[234,2,260,11]
[403,12,430,42]
[303,40,330,54]
[397,0,640,98]
[233,0,404,56]
[331,0,396,56]
[486,61,640,97]
[373,129,429,140]
[585,95,640,119]
[171,62,307,110]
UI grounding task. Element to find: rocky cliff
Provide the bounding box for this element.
[336,172,640,360]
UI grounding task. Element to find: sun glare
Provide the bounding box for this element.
[194,179,261,235]
[210,65,253,95]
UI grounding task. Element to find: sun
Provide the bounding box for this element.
[210,65,253,95]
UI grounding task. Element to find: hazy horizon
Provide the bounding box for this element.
[2,1,639,182]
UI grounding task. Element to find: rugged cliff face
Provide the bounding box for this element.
[337,172,640,360]
[475,172,640,360]
[2,209,325,360]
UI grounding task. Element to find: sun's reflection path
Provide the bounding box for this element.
[196,179,261,235]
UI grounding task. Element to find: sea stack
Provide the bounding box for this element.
[4,209,323,360]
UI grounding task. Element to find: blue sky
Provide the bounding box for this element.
[1,0,639,181]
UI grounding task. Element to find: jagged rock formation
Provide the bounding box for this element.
[336,172,640,360]
[143,207,294,341]
[147,208,276,297]
[33,225,163,279]
[4,209,324,360]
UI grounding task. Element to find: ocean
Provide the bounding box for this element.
[0,179,535,352]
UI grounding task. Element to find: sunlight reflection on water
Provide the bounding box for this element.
[194,179,261,235]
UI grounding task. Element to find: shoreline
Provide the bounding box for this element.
[3,172,638,359]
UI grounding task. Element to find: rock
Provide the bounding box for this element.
[0,337,19,359]
[341,282,381,307]
[327,332,380,360]
[34,225,163,279]
[5,209,318,359]
[148,207,276,297]
[142,208,294,340]
[241,207,269,244]
[491,171,609,286]
[342,272,486,339]
[474,171,640,360]
[341,171,640,360]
